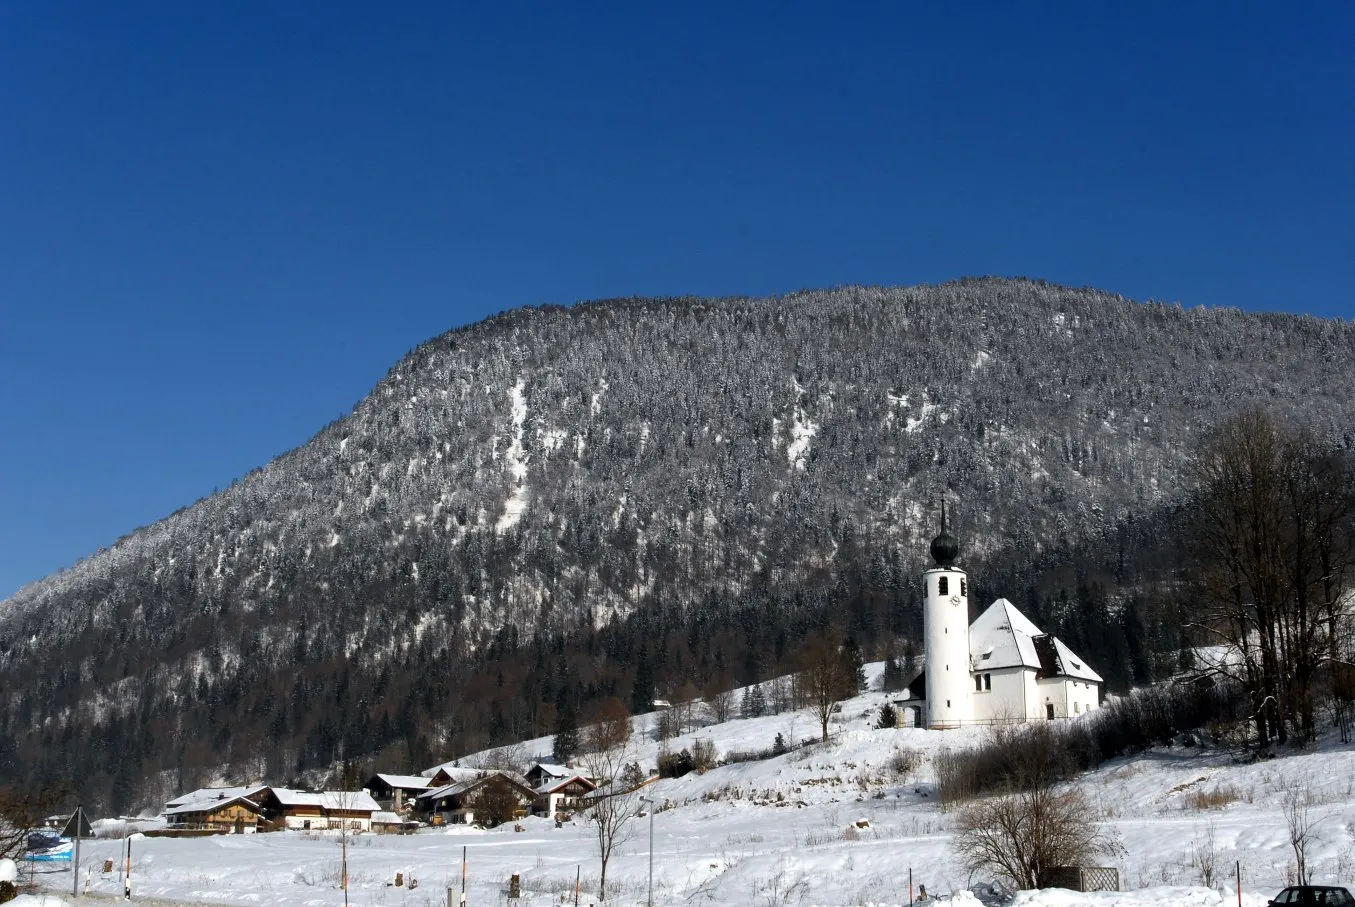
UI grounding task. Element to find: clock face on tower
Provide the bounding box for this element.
[949,594,961,606]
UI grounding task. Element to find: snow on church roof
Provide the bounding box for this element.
[969,598,1102,683]
[1050,636,1102,683]
[970,599,1042,671]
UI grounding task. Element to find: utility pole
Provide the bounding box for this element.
[639,796,654,907]
[71,806,82,899]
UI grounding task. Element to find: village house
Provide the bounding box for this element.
[522,762,571,788]
[364,773,434,812]
[163,793,261,834]
[414,770,536,826]
[531,773,597,820]
[254,788,382,832]
[423,765,487,789]
[165,785,270,812]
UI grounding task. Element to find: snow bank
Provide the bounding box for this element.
[1013,886,1272,907]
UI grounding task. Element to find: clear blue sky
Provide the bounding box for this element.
[2,2,1353,598]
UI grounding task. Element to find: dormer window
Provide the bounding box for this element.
[938,576,949,595]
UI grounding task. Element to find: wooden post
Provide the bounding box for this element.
[1236,860,1242,907]
[575,864,580,907]
[461,845,467,906]
[910,867,913,907]
[124,833,132,900]
[72,806,81,899]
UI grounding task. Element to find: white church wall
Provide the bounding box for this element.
[1022,671,1044,720]
[1035,676,1075,719]
[970,667,1028,722]
[1067,680,1101,716]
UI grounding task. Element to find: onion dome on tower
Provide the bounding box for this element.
[930,500,960,567]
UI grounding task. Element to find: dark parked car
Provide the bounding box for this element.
[1269,887,1355,907]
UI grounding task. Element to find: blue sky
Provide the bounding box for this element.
[1,2,1353,597]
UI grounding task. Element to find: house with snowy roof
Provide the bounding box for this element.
[893,507,1103,728]
[364,773,434,812]
[414,771,536,826]
[531,773,597,819]
[163,792,262,833]
[164,785,269,812]
[422,763,491,788]
[254,788,382,832]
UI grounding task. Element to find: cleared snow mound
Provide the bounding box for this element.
[8,895,73,906]
[1012,886,1270,907]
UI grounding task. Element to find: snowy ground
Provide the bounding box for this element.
[28,665,1355,906]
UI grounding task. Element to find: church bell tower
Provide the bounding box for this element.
[923,500,971,728]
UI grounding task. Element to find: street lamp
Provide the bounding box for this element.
[639,796,655,907]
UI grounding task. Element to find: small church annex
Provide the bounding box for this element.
[893,508,1103,729]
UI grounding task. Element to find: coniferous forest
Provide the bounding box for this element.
[3,278,1354,814]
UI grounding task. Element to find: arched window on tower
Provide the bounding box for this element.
[938,576,949,595]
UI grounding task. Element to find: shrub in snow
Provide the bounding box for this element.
[952,784,1123,890]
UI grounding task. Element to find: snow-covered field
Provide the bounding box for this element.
[27,666,1355,906]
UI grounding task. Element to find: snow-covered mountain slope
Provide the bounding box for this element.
[6,278,1355,814]
[41,666,1355,907]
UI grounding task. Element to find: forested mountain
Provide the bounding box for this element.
[3,278,1354,813]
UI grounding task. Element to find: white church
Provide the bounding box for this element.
[894,510,1103,728]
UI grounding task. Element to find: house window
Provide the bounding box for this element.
[984,674,991,691]
[938,576,949,595]
[946,700,951,708]
[1075,702,1081,714]
[975,675,983,692]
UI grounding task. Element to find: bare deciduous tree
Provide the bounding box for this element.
[704,686,737,724]
[797,627,858,743]
[1192,821,1219,887]
[469,776,525,828]
[1283,786,1325,886]
[585,697,633,754]
[1,785,63,862]
[581,741,643,901]
[952,785,1122,889]
[466,740,530,776]
[1189,409,1355,745]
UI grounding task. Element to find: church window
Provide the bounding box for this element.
[961,579,967,596]
[946,700,951,708]
[938,576,949,595]
[975,675,982,692]
[984,674,991,691]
